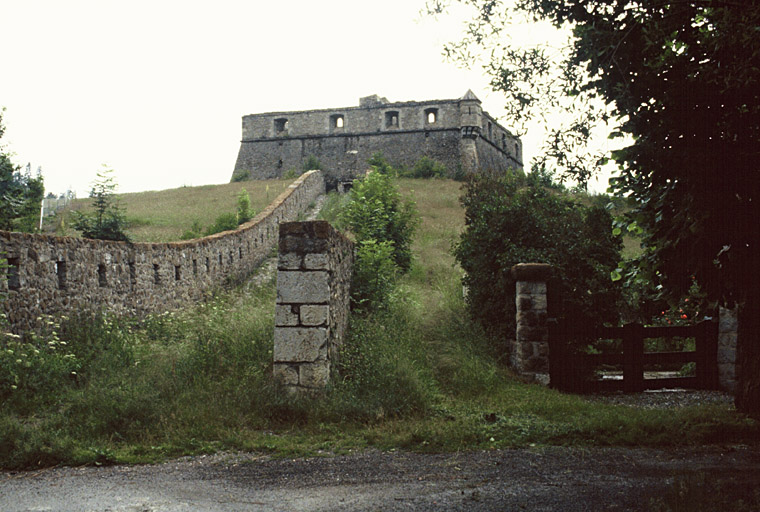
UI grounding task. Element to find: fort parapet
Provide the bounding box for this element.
[232,91,522,188]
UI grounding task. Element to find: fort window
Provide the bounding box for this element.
[502,134,507,150]
[384,111,399,128]
[193,259,198,276]
[330,114,345,131]
[425,108,438,124]
[56,261,67,290]
[129,261,136,286]
[239,247,243,259]
[277,159,283,169]
[6,257,20,291]
[98,264,107,288]
[205,257,210,273]
[153,264,161,284]
[229,251,234,264]
[488,122,493,139]
[175,265,181,281]
[274,118,288,134]
[218,253,223,266]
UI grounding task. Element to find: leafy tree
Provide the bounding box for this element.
[454,172,622,344]
[0,109,44,232]
[339,171,419,271]
[72,166,130,242]
[430,1,760,417]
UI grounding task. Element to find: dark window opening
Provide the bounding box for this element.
[98,264,107,288]
[205,257,210,272]
[488,122,493,139]
[6,257,20,291]
[277,159,283,169]
[425,108,438,124]
[502,134,507,149]
[384,111,399,128]
[229,252,234,264]
[193,259,198,276]
[56,261,67,290]
[153,264,161,284]
[219,253,223,266]
[239,247,243,259]
[274,118,288,133]
[129,261,136,286]
[175,265,181,281]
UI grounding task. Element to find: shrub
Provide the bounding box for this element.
[454,172,622,344]
[231,170,250,182]
[236,188,254,225]
[203,212,238,236]
[367,153,398,176]
[339,171,418,272]
[72,166,130,242]
[180,220,203,240]
[302,155,323,172]
[402,156,447,179]
[350,240,397,312]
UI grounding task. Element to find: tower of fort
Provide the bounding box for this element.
[231,90,522,188]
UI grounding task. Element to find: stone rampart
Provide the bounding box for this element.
[274,221,354,391]
[0,170,326,332]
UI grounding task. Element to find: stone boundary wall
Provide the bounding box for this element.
[274,221,354,391]
[0,170,326,332]
[718,306,738,393]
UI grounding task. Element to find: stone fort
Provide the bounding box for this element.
[231,90,523,188]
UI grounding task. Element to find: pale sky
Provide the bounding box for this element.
[1,0,613,197]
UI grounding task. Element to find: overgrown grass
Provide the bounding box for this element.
[2,178,757,470]
[53,179,295,242]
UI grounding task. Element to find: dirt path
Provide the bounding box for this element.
[2,446,759,511]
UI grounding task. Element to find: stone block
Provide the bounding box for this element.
[515,281,546,296]
[303,253,329,270]
[718,362,736,380]
[278,252,302,270]
[300,305,328,326]
[516,325,548,342]
[273,363,299,386]
[518,293,546,311]
[273,327,328,362]
[299,360,331,388]
[275,305,299,326]
[717,346,736,364]
[719,307,738,333]
[719,332,738,348]
[276,271,329,303]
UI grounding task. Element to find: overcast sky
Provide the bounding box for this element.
[1,0,613,196]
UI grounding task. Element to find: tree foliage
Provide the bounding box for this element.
[454,172,622,343]
[72,166,130,242]
[0,109,44,233]
[339,171,419,272]
[430,0,760,414]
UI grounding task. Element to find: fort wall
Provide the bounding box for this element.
[0,170,326,333]
[232,92,522,188]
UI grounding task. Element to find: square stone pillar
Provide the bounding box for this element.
[718,306,738,394]
[510,263,552,382]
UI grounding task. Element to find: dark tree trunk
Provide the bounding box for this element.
[735,301,760,420]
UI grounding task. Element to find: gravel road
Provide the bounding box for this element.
[2,445,759,511]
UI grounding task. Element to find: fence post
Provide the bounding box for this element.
[511,263,552,383]
[622,322,644,392]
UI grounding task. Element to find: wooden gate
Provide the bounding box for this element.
[548,320,719,392]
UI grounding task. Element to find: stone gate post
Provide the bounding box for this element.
[510,263,552,382]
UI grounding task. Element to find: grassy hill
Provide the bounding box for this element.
[54,178,296,242]
[2,176,755,473]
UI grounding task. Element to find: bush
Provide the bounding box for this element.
[350,240,397,312]
[402,156,447,179]
[339,171,418,272]
[454,172,622,344]
[72,166,130,242]
[367,153,398,176]
[302,155,323,172]
[203,212,238,236]
[236,188,254,225]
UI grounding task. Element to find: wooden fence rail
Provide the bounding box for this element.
[548,320,719,392]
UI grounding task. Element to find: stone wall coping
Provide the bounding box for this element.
[511,263,553,282]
